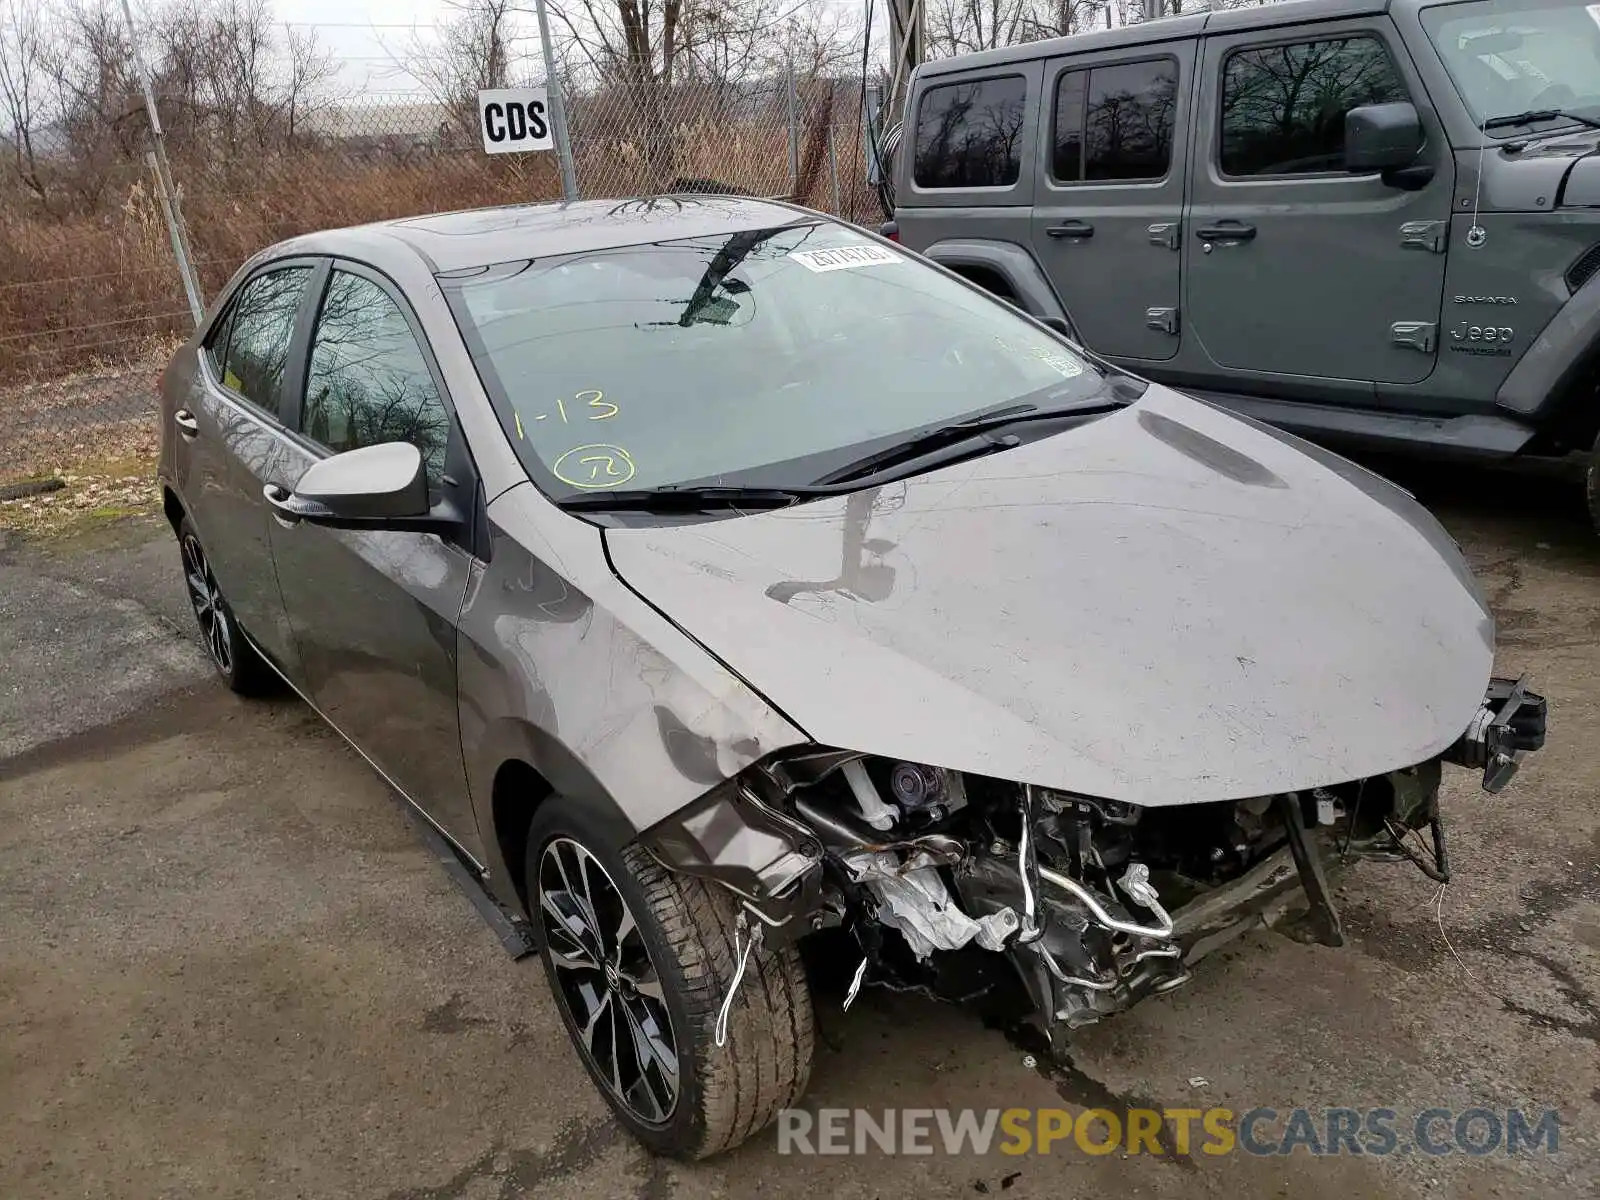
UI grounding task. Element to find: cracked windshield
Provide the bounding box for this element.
[445,221,1106,495]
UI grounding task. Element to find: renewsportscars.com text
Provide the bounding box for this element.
[776,1106,1562,1157]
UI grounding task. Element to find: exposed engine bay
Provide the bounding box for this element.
[643,677,1547,1048]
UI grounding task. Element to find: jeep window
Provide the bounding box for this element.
[1220,37,1409,176]
[1421,0,1600,131]
[913,75,1028,188]
[1053,58,1179,183]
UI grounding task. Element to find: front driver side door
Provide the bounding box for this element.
[267,263,484,862]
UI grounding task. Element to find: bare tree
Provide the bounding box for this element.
[152,0,339,154]
[926,0,1111,58]
[927,0,1031,57]
[383,0,524,144]
[44,0,141,206]
[0,0,55,205]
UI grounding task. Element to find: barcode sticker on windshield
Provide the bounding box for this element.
[788,245,901,273]
[1590,3,1600,29]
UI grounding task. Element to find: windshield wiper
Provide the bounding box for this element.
[815,397,1128,486]
[557,484,830,513]
[1483,108,1600,132]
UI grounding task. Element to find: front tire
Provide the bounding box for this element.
[528,799,814,1159]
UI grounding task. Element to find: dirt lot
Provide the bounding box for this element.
[1,458,1597,1199]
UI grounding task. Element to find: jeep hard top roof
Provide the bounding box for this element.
[915,0,1433,79]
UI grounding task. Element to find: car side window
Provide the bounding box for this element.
[1053,58,1179,183]
[219,266,312,417]
[301,270,452,487]
[1220,36,1409,177]
[913,75,1029,189]
[202,300,235,381]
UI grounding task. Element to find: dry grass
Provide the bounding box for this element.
[0,449,160,538]
[0,150,568,388]
[0,121,880,485]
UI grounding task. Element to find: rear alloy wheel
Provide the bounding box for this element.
[1587,431,1600,537]
[529,801,814,1159]
[177,517,273,695]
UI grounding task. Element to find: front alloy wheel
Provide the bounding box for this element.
[528,799,814,1160]
[538,837,680,1125]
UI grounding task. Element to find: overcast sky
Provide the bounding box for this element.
[269,0,498,98]
[263,0,877,99]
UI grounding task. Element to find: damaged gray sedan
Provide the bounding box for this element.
[157,196,1546,1160]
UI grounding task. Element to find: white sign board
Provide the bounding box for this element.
[479,88,554,154]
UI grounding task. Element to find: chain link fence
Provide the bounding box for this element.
[0,30,888,490]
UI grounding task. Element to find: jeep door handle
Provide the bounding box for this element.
[1196,222,1256,243]
[1046,221,1094,240]
[173,409,199,438]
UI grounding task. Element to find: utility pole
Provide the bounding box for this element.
[529,0,579,201]
[119,0,204,325]
[885,0,925,122]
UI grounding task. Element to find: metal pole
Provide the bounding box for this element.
[120,0,203,325]
[786,60,800,199]
[531,0,579,201]
[864,82,882,186]
[827,96,841,216]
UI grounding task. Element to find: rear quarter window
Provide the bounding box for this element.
[913,75,1030,189]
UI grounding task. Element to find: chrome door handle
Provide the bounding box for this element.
[263,483,301,527]
[173,409,199,437]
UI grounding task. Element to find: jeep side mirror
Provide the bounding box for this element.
[1345,102,1425,174]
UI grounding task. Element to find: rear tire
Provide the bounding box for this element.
[528,798,814,1159]
[177,516,274,695]
[1587,432,1600,537]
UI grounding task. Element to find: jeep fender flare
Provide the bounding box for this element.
[1496,269,1600,423]
[919,239,1079,340]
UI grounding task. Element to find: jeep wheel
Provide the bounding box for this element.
[528,798,815,1159]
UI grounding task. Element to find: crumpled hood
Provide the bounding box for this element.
[603,385,1494,805]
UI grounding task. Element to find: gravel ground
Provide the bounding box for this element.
[0,457,1596,1200]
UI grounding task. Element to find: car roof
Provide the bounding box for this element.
[269,194,823,275]
[915,0,1401,78]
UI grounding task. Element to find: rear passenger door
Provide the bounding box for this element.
[186,261,318,674]
[268,263,483,861]
[1030,44,1196,363]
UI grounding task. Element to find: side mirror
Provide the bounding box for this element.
[267,442,438,531]
[1345,102,1425,175]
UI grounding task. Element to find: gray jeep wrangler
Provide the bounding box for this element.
[887,0,1600,531]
